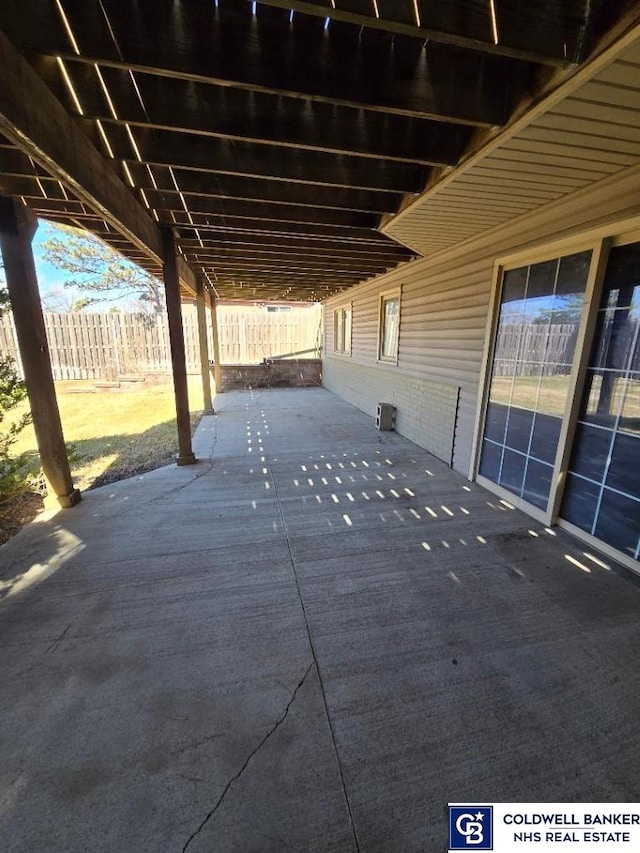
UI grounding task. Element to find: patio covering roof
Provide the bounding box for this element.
[0,0,636,301]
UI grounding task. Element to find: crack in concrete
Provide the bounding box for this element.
[67,417,220,531]
[45,623,71,653]
[267,429,362,853]
[181,661,314,853]
[144,416,218,507]
[176,458,215,492]
[177,415,218,493]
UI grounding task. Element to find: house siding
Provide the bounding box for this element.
[323,358,459,465]
[323,161,640,476]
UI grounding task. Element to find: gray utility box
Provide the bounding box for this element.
[376,403,396,431]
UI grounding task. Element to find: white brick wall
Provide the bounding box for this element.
[323,357,459,465]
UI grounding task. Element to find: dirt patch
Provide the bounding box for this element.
[88,455,175,489]
[0,491,45,547]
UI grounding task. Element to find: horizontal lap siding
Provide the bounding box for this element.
[401,262,488,475]
[324,160,640,478]
[324,257,488,474]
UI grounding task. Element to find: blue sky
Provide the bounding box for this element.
[0,219,157,312]
[32,221,72,294]
[0,221,73,302]
[26,220,152,310]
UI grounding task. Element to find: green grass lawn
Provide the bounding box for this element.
[490,373,640,427]
[489,374,572,416]
[12,373,205,491]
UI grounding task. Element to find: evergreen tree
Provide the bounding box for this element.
[0,287,35,503]
[41,223,165,313]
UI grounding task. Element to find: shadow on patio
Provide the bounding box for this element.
[1,387,639,852]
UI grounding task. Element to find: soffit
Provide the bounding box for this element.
[384,28,640,257]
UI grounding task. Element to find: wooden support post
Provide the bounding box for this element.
[0,197,80,507]
[196,277,213,413]
[161,227,196,466]
[208,290,223,394]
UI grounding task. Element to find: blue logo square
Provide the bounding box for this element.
[449,806,493,850]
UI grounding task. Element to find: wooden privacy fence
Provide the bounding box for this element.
[216,305,322,365]
[0,304,323,380]
[494,322,579,375]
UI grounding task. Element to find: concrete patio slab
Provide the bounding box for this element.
[1,388,639,852]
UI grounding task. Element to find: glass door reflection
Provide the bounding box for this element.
[561,241,640,561]
[479,250,591,510]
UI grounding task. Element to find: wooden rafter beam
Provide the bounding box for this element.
[184,242,394,259]
[13,198,100,218]
[98,127,426,193]
[37,50,511,128]
[0,174,62,198]
[177,239,413,261]
[176,229,407,248]
[202,271,370,283]
[199,267,349,277]
[168,217,389,241]
[213,282,339,291]
[154,197,378,228]
[180,247,406,265]
[254,0,576,66]
[210,281,334,289]
[137,178,400,215]
[93,114,457,168]
[213,293,341,302]
[203,283,362,294]
[185,258,392,275]
[0,0,519,126]
[0,30,196,294]
[214,279,342,286]
[203,276,366,288]
[131,165,400,204]
[60,63,464,166]
[196,258,368,272]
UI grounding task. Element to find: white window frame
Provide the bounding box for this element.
[377,287,401,363]
[333,303,352,355]
[471,238,607,527]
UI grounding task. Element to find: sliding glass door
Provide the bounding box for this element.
[477,236,640,568]
[560,242,640,562]
[478,250,591,512]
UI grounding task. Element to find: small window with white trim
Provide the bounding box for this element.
[333,304,352,355]
[378,289,400,362]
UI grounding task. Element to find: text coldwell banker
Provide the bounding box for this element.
[504,814,640,825]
